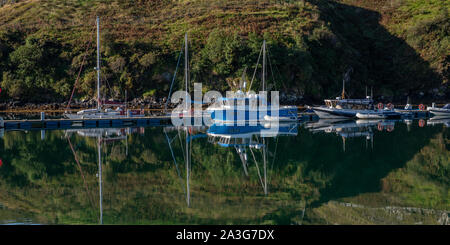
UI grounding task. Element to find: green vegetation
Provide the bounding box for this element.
[0,0,447,103]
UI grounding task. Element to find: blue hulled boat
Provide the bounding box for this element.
[207,40,298,123]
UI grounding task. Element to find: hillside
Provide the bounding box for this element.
[0,0,448,104]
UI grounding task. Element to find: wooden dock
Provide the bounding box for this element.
[0,113,320,131]
[0,116,172,131]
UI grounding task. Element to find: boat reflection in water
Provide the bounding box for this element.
[164,125,206,207]
[304,119,401,151]
[427,117,450,127]
[164,122,298,206]
[207,122,298,195]
[64,127,140,224]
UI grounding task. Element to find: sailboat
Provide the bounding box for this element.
[206,40,298,123]
[166,33,210,122]
[64,17,128,119]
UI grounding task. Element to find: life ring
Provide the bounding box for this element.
[0,159,3,167]
[188,127,192,134]
[387,103,394,110]
[386,124,394,132]
[418,119,425,127]
[377,103,384,110]
[377,122,384,131]
[419,104,425,111]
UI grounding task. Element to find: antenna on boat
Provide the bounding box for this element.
[239,67,247,92]
[96,16,101,111]
[342,67,353,99]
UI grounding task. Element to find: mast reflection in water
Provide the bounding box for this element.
[0,118,448,224]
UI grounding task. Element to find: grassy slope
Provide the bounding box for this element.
[0,0,447,103]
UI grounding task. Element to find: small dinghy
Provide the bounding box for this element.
[427,103,450,117]
[394,100,429,118]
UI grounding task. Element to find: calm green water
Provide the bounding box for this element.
[0,118,448,225]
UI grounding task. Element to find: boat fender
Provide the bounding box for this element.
[387,103,394,110]
[418,119,425,128]
[386,125,394,132]
[377,103,384,110]
[377,122,383,131]
[419,104,425,110]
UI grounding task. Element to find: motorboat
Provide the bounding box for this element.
[427,103,450,117]
[311,78,375,119]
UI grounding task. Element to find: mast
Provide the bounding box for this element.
[262,40,266,92]
[184,31,190,207]
[184,32,189,111]
[341,79,345,99]
[96,16,101,110]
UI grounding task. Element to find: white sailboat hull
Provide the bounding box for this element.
[64,111,125,119]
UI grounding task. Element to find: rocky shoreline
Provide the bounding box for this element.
[0,93,310,111]
[0,91,448,112]
[0,97,168,111]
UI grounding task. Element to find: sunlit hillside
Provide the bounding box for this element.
[0,0,448,103]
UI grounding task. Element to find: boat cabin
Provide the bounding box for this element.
[324,97,374,110]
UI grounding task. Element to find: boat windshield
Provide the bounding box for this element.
[443,104,450,109]
[325,98,373,109]
[219,96,268,107]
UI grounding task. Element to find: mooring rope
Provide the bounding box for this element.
[164,44,184,114]
[66,25,96,111]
